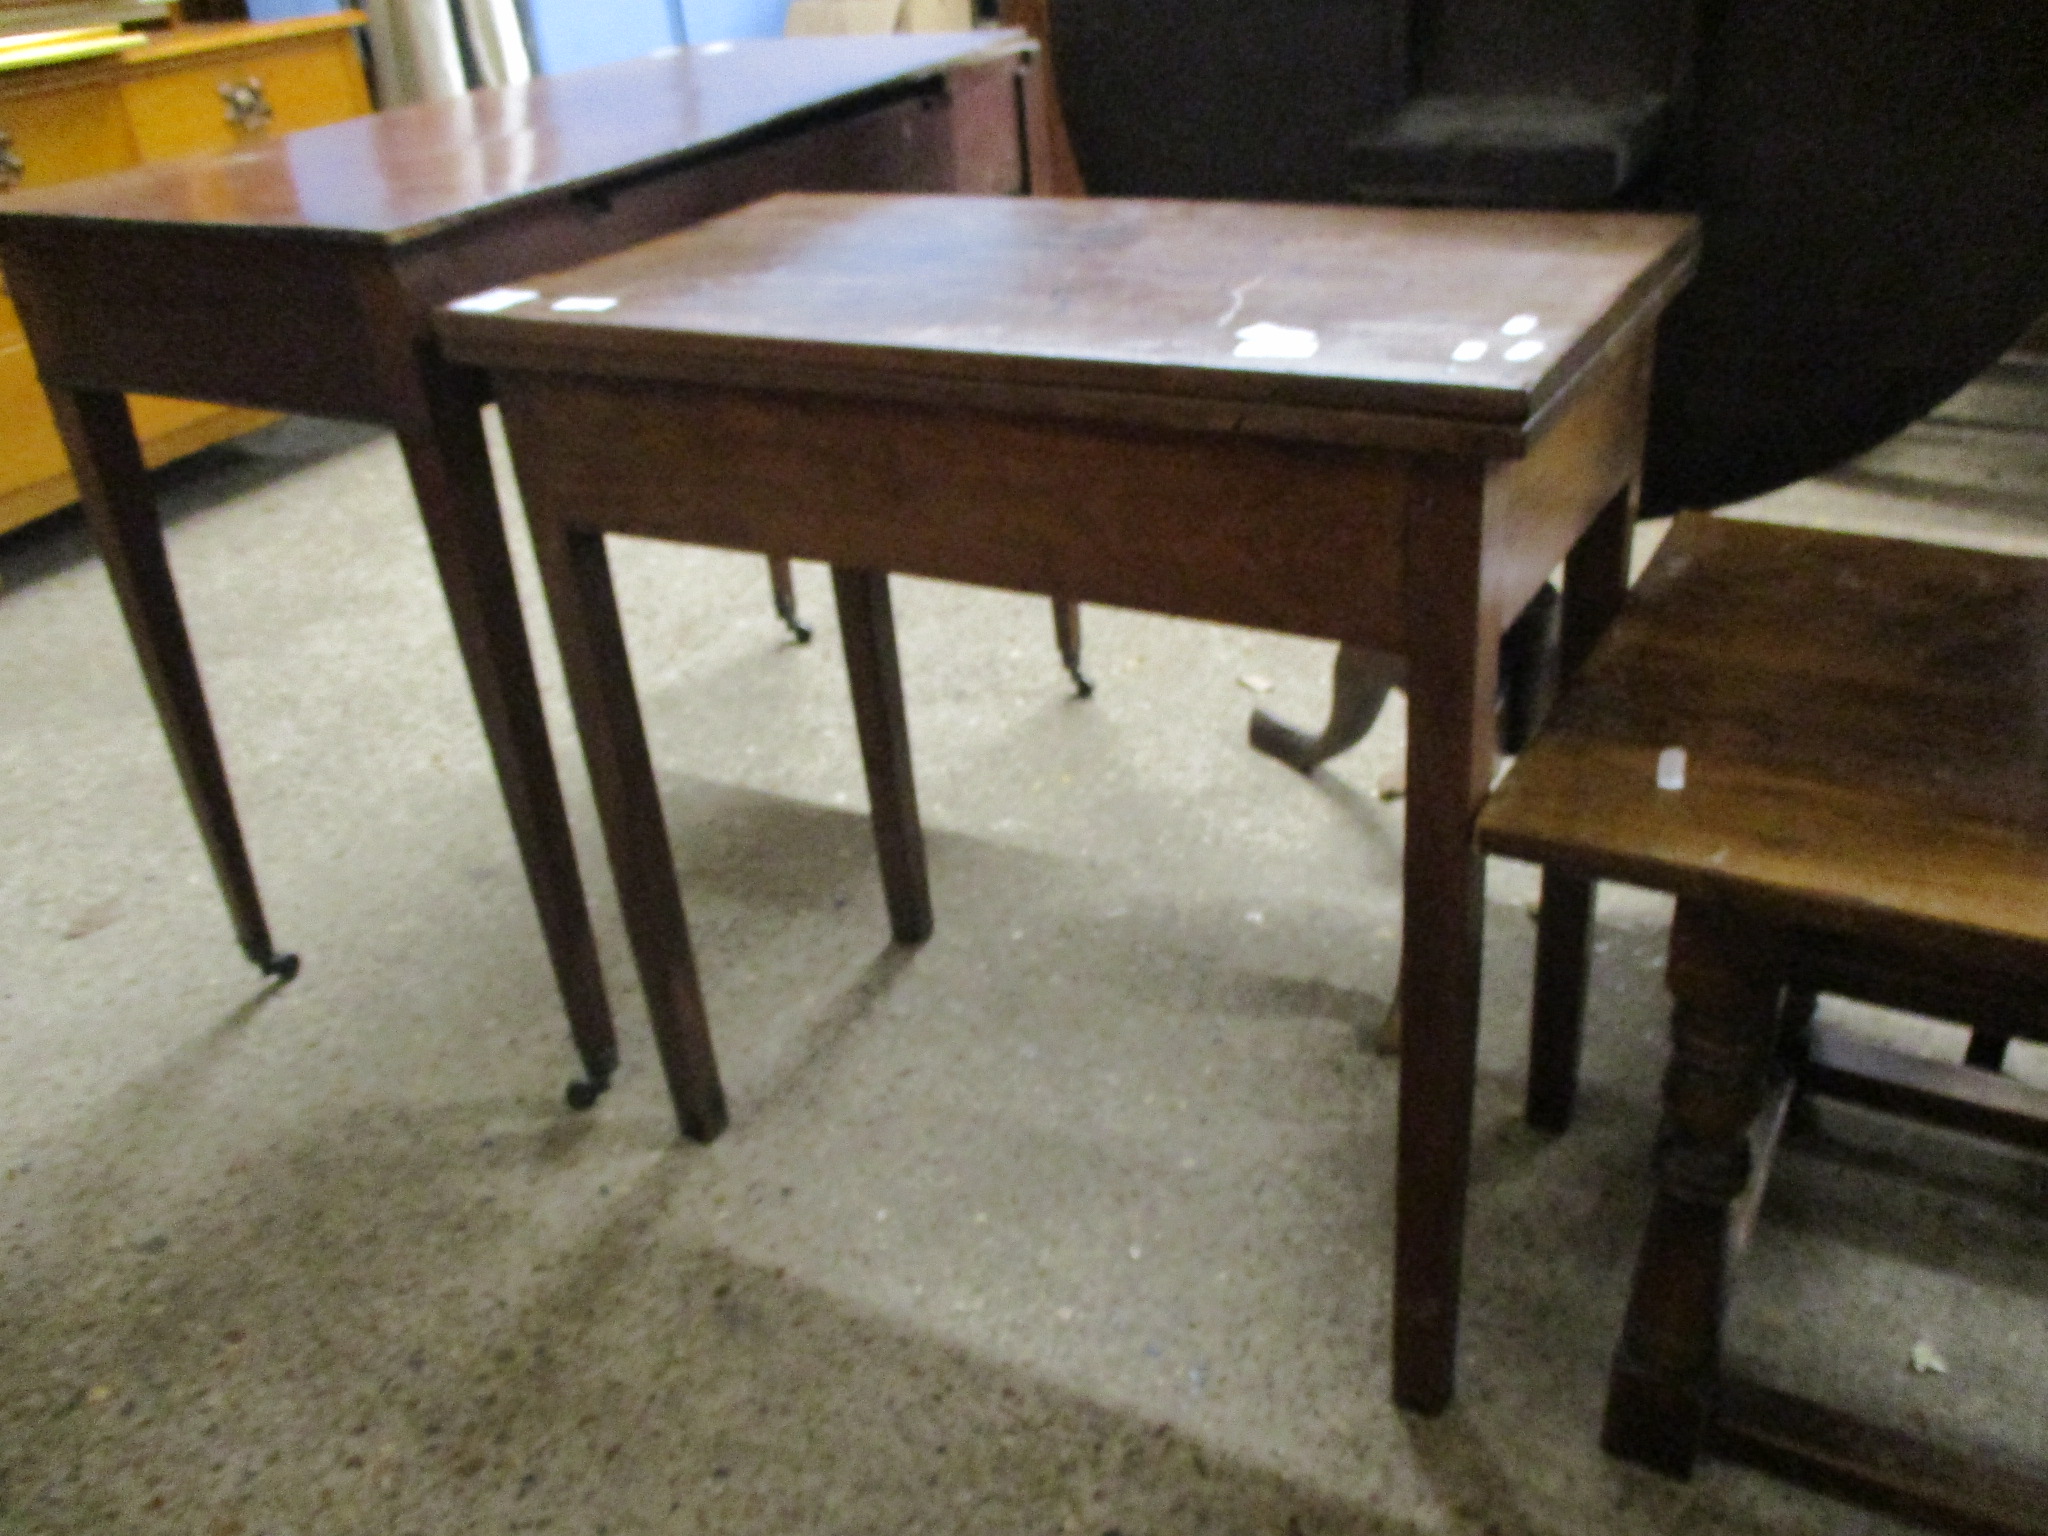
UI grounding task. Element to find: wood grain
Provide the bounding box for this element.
[440,192,1698,445]
[1481,514,2048,978]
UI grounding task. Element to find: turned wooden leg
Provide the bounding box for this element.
[833,568,933,945]
[1249,643,1405,774]
[48,387,296,983]
[525,517,727,1142]
[1527,485,1636,1132]
[1604,900,1786,1476]
[767,555,813,643]
[1052,598,1093,697]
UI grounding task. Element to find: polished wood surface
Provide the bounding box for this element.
[0,33,1028,240]
[0,38,1036,1111]
[440,193,1695,444]
[451,193,1693,1414]
[1481,514,2048,973]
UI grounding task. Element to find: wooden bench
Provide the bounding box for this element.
[1480,512,2048,1534]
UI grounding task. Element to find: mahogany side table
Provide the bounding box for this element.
[439,192,1699,1411]
[0,33,1038,1107]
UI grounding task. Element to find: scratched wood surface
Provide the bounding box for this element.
[437,192,1697,446]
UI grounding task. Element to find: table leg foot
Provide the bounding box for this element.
[769,556,813,644]
[252,949,301,984]
[1052,599,1092,697]
[564,1047,617,1111]
[1249,643,1402,775]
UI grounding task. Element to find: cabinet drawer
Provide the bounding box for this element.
[122,34,370,162]
[0,83,136,193]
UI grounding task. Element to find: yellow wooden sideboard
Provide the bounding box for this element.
[0,12,371,536]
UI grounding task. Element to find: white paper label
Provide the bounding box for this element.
[551,296,619,314]
[449,287,539,314]
[1656,747,1688,791]
[1233,322,1319,360]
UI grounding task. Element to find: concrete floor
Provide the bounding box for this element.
[1,357,2045,1535]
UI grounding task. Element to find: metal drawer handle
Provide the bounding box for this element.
[219,78,274,135]
[0,130,23,192]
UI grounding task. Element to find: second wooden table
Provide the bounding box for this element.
[439,191,1699,1411]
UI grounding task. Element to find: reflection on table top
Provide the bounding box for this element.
[0,32,1024,244]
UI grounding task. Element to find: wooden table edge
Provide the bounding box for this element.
[0,32,1036,251]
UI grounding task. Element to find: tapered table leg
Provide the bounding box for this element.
[832,568,933,945]
[1526,485,1636,1132]
[47,387,297,983]
[1392,483,1500,1415]
[390,357,621,1109]
[525,516,728,1142]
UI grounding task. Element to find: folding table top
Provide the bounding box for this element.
[435,192,1697,451]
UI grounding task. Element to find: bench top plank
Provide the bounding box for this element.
[1481,513,2048,970]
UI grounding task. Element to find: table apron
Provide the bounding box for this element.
[1482,327,1653,625]
[0,225,389,420]
[497,372,1434,652]
[0,57,1027,425]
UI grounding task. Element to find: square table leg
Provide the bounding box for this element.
[830,567,933,945]
[1393,485,1502,1415]
[386,355,620,1106]
[524,515,728,1141]
[47,386,296,982]
[1526,483,1639,1133]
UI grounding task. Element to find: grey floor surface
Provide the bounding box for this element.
[1,357,2045,1535]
